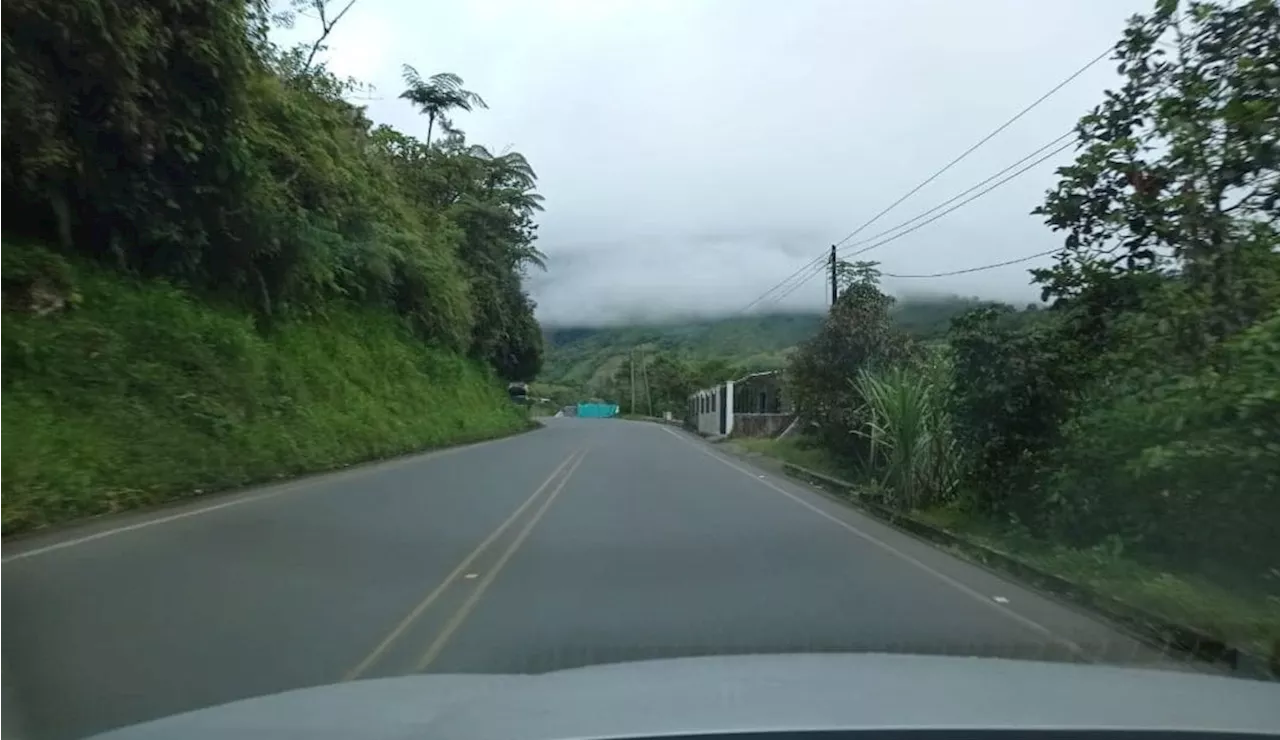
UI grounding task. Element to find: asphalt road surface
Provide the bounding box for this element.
[4,418,1173,739]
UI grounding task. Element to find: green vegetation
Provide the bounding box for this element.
[851,363,958,510]
[2,0,546,530]
[914,507,1280,657]
[3,0,543,381]
[773,0,1279,658]
[732,437,861,482]
[2,247,529,533]
[541,313,820,393]
[540,296,1000,403]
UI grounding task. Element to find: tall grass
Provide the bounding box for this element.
[851,363,958,510]
[2,249,529,534]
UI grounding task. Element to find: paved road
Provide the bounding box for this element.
[4,418,1168,739]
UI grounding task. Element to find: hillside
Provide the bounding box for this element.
[2,246,530,534]
[542,312,820,391]
[540,296,1004,394]
[1,0,547,531]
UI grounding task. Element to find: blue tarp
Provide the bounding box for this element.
[576,403,619,419]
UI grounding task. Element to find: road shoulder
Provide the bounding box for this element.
[662,427,1198,673]
[2,421,543,562]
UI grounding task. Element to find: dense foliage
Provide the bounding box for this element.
[788,263,913,463]
[1,0,544,380]
[1,0,544,531]
[786,0,1278,606]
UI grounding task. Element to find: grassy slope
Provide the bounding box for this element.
[2,247,529,534]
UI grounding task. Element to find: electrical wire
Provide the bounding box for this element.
[765,259,831,306]
[745,134,1072,311]
[829,46,1113,250]
[841,138,1076,259]
[739,46,1111,312]
[738,251,828,313]
[881,248,1061,279]
[752,136,1073,309]
[837,130,1075,252]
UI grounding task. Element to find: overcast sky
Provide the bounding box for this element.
[277,0,1152,325]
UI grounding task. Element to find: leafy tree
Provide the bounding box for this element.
[945,306,1076,521]
[1038,308,1280,574]
[647,354,697,416]
[787,261,911,464]
[1035,0,1280,346]
[942,0,1280,580]
[2,0,257,275]
[606,351,699,416]
[691,358,736,388]
[2,0,547,381]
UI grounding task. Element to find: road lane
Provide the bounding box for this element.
[3,424,589,740]
[420,419,1154,674]
[4,418,1167,740]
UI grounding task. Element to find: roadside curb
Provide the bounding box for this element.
[779,461,1277,682]
[617,415,685,427]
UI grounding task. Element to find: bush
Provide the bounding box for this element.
[1038,310,1280,578]
[852,362,958,510]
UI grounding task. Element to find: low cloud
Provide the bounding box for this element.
[285,0,1151,326]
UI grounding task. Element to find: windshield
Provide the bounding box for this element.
[3,0,1277,738]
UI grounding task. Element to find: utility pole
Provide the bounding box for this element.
[630,348,636,414]
[830,244,838,306]
[640,353,654,417]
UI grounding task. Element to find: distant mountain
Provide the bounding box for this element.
[540,296,1006,392]
[541,312,820,390]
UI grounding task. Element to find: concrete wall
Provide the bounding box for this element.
[688,381,733,436]
[731,413,796,438]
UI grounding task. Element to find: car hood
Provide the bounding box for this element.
[90,653,1280,740]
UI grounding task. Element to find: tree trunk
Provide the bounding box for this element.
[426,114,435,148]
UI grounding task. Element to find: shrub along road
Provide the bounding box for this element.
[4,418,1174,740]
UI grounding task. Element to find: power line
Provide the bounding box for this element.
[754,135,1074,308]
[881,249,1061,279]
[838,130,1075,252]
[830,46,1113,250]
[739,251,828,313]
[765,259,830,306]
[739,46,1110,313]
[841,138,1076,259]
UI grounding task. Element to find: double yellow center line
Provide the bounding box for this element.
[343,447,589,680]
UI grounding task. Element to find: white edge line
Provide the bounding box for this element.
[2,434,515,564]
[3,493,291,563]
[660,427,1083,655]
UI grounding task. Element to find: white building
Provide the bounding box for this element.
[687,370,793,438]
